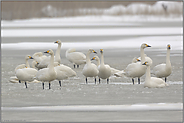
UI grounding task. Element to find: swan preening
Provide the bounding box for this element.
[152,44,172,82]
[11,42,172,89]
[143,61,169,88]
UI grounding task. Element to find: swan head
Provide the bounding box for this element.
[55,40,62,45]
[167,44,171,49]
[142,61,151,66]
[141,43,151,49]
[88,49,97,54]
[44,49,54,55]
[91,56,99,61]
[25,55,33,60]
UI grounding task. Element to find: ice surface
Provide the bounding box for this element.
[2,103,182,112]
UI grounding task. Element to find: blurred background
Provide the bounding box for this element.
[2,1,182,20]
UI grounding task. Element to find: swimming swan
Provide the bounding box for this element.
[115,43,151,84]
[66,48,86,68]
[15,55,38,88]
[36,49,57,89]
[152,44,172,82]
[82,49,98,84]
[36,40,62,69]
[143,61,168,88]
[98,49,111,84]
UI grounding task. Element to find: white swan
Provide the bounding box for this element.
[36,40,62,69]
[142,61,168,88]
[115,43,151,84]
[91,55,120,76]
[137,54,153,66]
[82,49,99,84]
[98,49,111,84]
[15,55,38,88]
[152,44,172,82]
[54,63,76,87]
[36,49,57,89]
[66,48,86,68]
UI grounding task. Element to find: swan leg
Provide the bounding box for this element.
[42,82,44,89]
[49,82,51,89]
[59,81,62,87]
[138,78,140,84]
[77,65,79,68]
[107,79,109,84]
[74,64,75,68]
[99,78,101,84]
[86,78,87,84]
[25,82,27,88]
[95,78,96,84]
[132,78,134,85]
[165,78,167,82]
[19,80,21,83]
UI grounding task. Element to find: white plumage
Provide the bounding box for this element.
[143,61,168,88]
[36,49,57,89]
[153,44,172,82]
[82,49,99,84]
[66,48,86,68]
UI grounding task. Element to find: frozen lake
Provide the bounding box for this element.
[1,18,183,122]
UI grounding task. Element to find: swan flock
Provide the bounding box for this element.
[12,41,172,89]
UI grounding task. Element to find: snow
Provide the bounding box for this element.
[1,27,182,37]
[2,103,182,111]
[1,36,182,50]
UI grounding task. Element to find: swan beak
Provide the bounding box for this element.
[137,59,140,61]
[91,57,95,60]
[44,50,49,53]
[93,50,97,54]
[55,41,58,43]
[168,45,171,49]
[142,62,147,65]
[29,56,33,59]
[100,49,103,53]
[146,44,151,47]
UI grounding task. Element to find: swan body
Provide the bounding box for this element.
[15,55,37,88]
[82,49,98,84]
[115,43,151,84]
[143,62,168,88]
[32,52,47,63]
[36,40,62,69]
[36,49,57,89]
[98,49,111,84]
[153,44,172,82]
[66,48,86,68]
[54,64,76,86]
[92,55,120,75]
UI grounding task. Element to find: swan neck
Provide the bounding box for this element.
[49,53,55,69]
[25,59,30,68]
[86,51,91,64]
[96,58,100,66]
[140,48,145,64]
[166,49,170,66]
[145,66,151,82]
[101,52,104,65]
[55,44,61,63]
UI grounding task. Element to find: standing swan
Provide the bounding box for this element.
[82,49,98,84]
[66,48,86,68]
[15,55,38,88]
[143,61,168,88]
[36,49,57,89]
[153,44,172,82]
[98,49,111,84]
[115,43,151,84]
